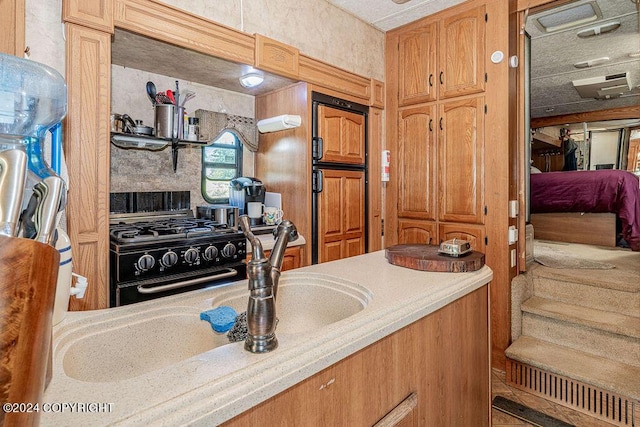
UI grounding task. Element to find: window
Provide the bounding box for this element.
[202,130,243,203]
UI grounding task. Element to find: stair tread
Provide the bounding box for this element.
[531,262,640,293]
[506,336,640,401]
[522,296,640,338]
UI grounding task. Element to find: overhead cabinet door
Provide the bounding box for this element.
[397,105,437,220]
[438,5,485,99]
[317,105,366,165]
[398,22,438,106]
[438,97,485,224]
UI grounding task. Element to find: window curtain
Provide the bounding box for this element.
[195,109,258,152]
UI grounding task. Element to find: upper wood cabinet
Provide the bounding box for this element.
[317,105,366,165]
[438,5,486,99]
[438,97,485,224]
[397,105,436,220]
[398,22,438,106]
[395,5,486,106]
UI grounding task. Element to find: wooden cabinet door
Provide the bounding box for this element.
[398,22,437,106]
[398,105,437,220]
[438,5,485,99]
[281,246,302,271]
[246,246,302,272]
[398,219,437,245]
[438,97,485,224]
[439,222,486,253]
[318,169,365,263]
[317,105,366,165]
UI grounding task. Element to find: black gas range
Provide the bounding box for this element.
[109,192,246,307]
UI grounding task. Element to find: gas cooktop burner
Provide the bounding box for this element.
[109,217,235,243]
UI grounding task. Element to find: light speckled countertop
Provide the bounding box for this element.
[41,250,491,426]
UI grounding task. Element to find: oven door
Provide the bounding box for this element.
[112,263,247,307]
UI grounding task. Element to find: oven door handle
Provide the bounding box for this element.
[136,268,239,294]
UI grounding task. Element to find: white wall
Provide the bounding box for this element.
[24,0,385,80]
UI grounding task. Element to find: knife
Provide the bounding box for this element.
[0,150,28,237]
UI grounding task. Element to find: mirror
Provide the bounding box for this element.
[531,119,640,173]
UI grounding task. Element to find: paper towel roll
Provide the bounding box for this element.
[257,115,302,133]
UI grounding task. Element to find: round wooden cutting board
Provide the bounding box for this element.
[385,244,485,272]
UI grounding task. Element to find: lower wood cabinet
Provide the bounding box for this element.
[223,285,490,426]
[439,222,486,253]
[398,219,437,245]
[397,219,486,254]
[246,245,303,271]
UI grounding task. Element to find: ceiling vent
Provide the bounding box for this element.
[534,1,602,33]
[572,72,631,99]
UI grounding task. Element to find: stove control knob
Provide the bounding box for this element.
[161,250,179,267]
[137,254,156,271]
[203,245,219,261]
[184,248,200,264]
[222,243,236,258]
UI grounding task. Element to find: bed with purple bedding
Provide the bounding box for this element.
[530,169,640,251]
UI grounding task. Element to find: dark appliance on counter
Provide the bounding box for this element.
[109,191,246,307]
[229,177,267,227]
[312,92,368,264]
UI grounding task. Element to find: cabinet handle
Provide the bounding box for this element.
[439,117,443,131]
[312,136,324,161]
[439,71,444,85]
[428,74,433,87]
[428,119,433,132]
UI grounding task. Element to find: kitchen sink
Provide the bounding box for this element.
[62,308,227,383]
[60,273,372,383]
[213,273,373,335]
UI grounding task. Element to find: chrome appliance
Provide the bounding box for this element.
[109,191,246,306]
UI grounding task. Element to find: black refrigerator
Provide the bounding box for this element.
[311,92,368,264]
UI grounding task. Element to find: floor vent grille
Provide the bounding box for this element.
[506,358,639,426]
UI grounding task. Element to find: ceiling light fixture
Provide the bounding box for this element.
[392,0,412,3]
[239,72,264,88]
[573,56,610,68]
[577,21,621,38]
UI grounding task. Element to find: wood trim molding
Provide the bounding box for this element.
[299,54,371,102]
[65,23,111,310]
[515,0,575,13]
[0,0,25,56]
[63,0,114,33]
[531,105,640,128]
[370,79,385,108]
[254,34,299,80]
[114,0,254,65]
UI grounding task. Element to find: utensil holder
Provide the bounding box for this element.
[154,104,174,139]
[154,104,184,140]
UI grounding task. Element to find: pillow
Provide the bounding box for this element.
[531,166,542,174]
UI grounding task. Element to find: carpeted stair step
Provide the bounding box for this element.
[522,296,640,339]
[522,307,640,367]
[532,273,640,318]
[505,335,640,401]
[532,263,640,294]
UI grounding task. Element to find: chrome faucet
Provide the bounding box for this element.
[238,215,298,353]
